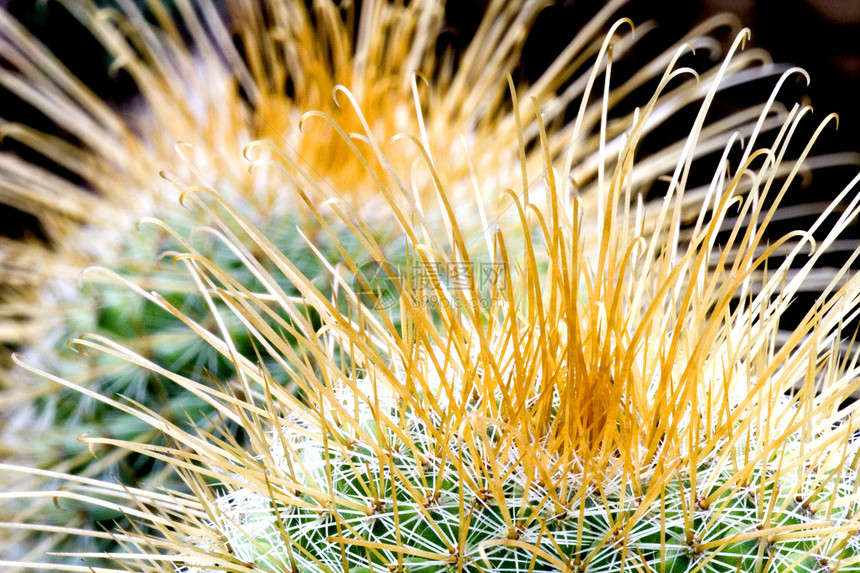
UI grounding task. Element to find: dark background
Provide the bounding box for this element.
[4,0,859,145]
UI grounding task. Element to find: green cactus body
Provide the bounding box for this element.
[180,375,860,573]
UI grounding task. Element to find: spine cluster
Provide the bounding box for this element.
[186,377,860,573]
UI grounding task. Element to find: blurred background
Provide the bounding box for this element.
[1,0,859,235]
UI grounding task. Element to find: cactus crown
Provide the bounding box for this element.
[168,91,860,571]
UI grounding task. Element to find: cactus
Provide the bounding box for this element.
[0,1,799,564]
[8,16,860,571]
[140,74,860,570]
[4,1,860,572]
